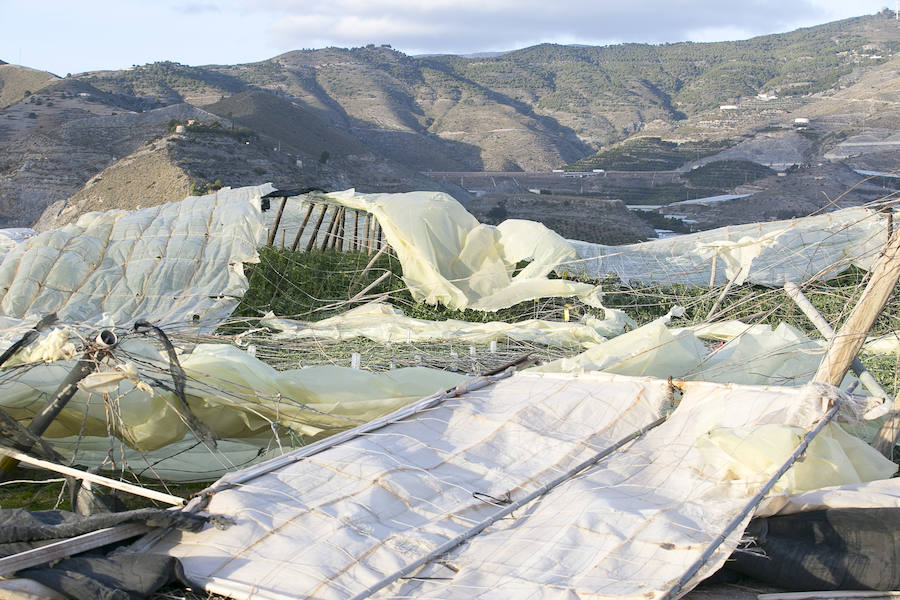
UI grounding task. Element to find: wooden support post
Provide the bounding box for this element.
[305,204,328,252]
[812,230,900,456]
[709,250,718,287]
[321,206,340,251]
[353,210,360,251]
[291,202,315,252]
[334,207,346,251]
[1,334,114,474]
[265,196,287,246]
[784,281,889,400]
[705,267,741,321]
[356,243,390,284]
[365,213,374,255]
[376,222,383,251]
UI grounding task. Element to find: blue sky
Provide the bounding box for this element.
[1,0,895,76]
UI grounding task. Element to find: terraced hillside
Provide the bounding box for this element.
[72,13,900,172]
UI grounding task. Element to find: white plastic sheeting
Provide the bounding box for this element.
[0,185,271,329]
[568,207,888,287]
[260,302,633,347]
[146,372,860,600]
[757,477,900,517]
[324,189,603,311]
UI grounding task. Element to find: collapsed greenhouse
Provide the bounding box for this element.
[1,183,899,599]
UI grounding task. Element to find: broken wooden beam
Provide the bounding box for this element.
[813,230,900,387]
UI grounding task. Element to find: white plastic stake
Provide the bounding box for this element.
[490,340,497,354]
[246,344,257,358]
[351,353,361,369]
[469,346,476,357]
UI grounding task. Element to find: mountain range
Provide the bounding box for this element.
[1,10,899,238]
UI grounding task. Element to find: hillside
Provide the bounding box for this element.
[2,11,899,234]
[67,12,900,176]
[0,64,58,109]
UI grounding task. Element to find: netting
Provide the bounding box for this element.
[1,184,899,600]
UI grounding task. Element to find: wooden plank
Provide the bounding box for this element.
[814,229,900,387]
[0,523,149,577]
[265,196,287,246]
[0,447,185,506]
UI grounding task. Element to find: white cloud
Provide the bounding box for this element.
[250,0,893,56]
[2,0,892,75]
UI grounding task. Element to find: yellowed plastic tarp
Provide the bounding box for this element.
[325,189,603,311]
[0,338,466,463]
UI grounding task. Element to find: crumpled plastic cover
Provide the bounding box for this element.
[568,207,887,287]
[534,310,856,387]
[324,189,603,311]
[260,301,633,348]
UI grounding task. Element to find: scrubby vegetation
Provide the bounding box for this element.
[569,138,731,171]
[682,160,777,188]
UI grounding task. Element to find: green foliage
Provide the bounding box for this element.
[184,121,258,142]
[81,60,247,101]
[230,247,573,329]
[189,179,224,196]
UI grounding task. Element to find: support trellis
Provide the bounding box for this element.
[262,191,387,255]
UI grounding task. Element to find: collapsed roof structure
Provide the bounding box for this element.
[0,184,899,599]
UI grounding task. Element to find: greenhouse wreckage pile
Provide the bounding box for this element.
[1,184,900,599]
